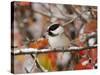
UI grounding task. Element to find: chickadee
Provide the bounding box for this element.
[47,24,72,70]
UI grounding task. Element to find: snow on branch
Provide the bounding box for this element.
[11,45,97,55]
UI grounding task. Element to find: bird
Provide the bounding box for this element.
[47,24,72,70]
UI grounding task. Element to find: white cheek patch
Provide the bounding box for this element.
[51,26,64,34]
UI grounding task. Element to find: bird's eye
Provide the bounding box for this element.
[49,24,60,31]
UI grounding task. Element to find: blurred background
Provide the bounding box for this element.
[11,1,97,74]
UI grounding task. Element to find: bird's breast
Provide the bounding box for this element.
[48,34,70,50]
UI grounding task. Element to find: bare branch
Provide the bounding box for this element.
[30,54,48,72]
[71,6,88,22]
[62,15,77,26]
[11,45,97,55]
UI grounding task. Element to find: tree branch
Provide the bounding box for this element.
[30,54,48,72]
[11,45,97,55]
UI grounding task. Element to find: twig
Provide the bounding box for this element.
[25,67,30,73]
[55,5,67,17]
[33,8,75,22]
[30,54,48,72]
[71,6,88,22]
[11,45,97,55]
[62,15,77,26]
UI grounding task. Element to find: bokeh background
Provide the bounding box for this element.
[11,1,97,74]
